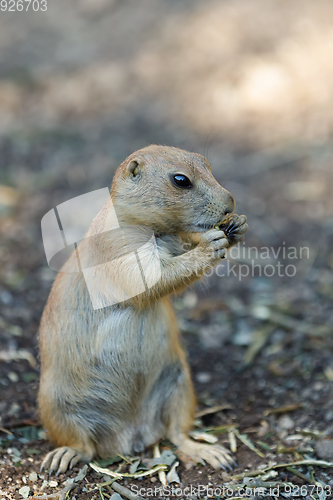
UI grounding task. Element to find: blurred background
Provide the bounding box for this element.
[0,0,333,492]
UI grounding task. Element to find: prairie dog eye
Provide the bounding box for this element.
[172,174,193,189]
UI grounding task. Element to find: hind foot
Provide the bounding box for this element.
[176,438,234,470]
[40,446,92,475]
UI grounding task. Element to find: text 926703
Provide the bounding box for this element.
[1,0,47,11]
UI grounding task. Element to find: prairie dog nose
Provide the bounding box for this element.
[222,190,235,216]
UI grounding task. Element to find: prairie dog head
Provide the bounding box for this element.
[110,145,235,234]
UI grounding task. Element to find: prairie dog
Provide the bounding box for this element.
[38,145,248,474]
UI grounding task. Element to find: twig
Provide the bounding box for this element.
[59,483,77,500]
[111,481,145,500]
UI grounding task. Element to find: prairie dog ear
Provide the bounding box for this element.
[126,158,144,178]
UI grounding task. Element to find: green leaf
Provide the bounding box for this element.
[94,456,122,468]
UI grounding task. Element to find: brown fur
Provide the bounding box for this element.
[38,145,248,473]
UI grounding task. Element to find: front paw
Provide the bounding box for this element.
[197,229,229,262]
[217,214,248,247]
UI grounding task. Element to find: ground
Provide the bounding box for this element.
[0,1,333,499]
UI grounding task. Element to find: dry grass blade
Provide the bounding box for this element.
[0,426,13,435]
[233,428,264,458]
[297,427,327,439]
[265,404,304,416]
[257,441,271,451]
[31,495,60,500]
[129,465,168,478]
[225,497,244,500]
[196,404,232,418]
[251,306,333,337]
[0,348,37,368]
[230,469,268,480]
[153,444,167,486]
[117,454,133,464]
[89,462,123,479]
[190,431,218,444]
[243,324,276,367]
[205,424,238,434]
[274,459,333,468]
[90,461,167,479]
[230,459,333,480]
[228,429,237,453]
[285,466,313,483]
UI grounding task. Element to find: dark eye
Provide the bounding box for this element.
[172,174,193,189]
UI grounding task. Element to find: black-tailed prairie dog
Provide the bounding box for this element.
[38,145,248,474]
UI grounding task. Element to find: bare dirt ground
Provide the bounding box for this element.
[0,1,333,499]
